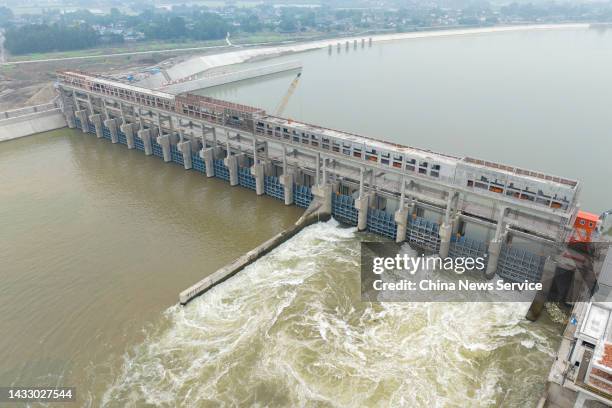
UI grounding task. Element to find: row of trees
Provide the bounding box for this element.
[3,8,241,55]
[4,24,100,55]
[139,12,229,41]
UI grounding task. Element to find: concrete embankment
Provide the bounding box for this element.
[179,201,327,305]
[0,103,66,142]
[161,60,302,94]
[140,23,589,88]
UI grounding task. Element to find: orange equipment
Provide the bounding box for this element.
[570,211,600,244]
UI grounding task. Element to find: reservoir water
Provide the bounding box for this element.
[1,26,609,407]
[201,26,612,213]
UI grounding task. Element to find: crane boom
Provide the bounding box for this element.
[275,72,302,116]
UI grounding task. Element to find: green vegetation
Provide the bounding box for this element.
[5,24,102,55]
[5,32,320,62]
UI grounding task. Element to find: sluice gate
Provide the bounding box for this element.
[57,70,583,311]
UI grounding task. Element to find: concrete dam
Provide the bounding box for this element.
[55,70,583,313]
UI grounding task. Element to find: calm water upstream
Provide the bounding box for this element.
[201,26,612,213]
[1,26,608,407]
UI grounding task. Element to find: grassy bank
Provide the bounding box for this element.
[5,32,326,63]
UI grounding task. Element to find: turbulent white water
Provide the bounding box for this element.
[101,221,561,407]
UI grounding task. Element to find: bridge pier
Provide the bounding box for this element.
[104,118,119,143]
[439,192,459,258]
[158,133,172,162]
[89,114,103,138]
[137,128,153,156]
[120,123,135,149]
[224,153,240,186]
[178,139,192,170]
[439,224,453,258]
[485,207,508,279]
[355,168,371,231]
[355,194,370,231]
[75,110,88,133]
[201,147,215,177]
[280,172,294,205]
[252,162,265,195]
[395,206,409,243]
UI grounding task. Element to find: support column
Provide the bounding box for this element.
[104,118,118,143]
[439,224,453,258]
[485,207,508,279]
[201,148,215,178]
[280,172,294,206]
[252,162,265,195]
[354,167,370,231]
[355,194,370,231]
[158,134,171,162]
[315,153,321,186]
[137,129,152,156]
[280,145,294,205]
[224,154,239,186]
[394,177,408,243]
[120,123,135,149]
[64,109,76,129]
[439,192,457,258]
[178,139,193,170]
[89,114,103,138]
[75,110,88,133]
[395,206,409,243]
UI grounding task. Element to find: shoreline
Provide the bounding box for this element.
[155,23,590,84]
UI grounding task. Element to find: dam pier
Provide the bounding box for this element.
[56,70,584,311]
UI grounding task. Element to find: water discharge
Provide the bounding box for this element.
[6,26,607,407]
[102,221,561,407]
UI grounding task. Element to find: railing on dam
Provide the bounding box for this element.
[0,102,57,120]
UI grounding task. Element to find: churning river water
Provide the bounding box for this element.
[2,26,610,407]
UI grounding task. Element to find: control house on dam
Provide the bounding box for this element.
[56,70,585,313]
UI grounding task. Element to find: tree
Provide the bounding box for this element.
[240,15,262,33]
[4,23,99,55]
[190,13,228,40]
[0,6,13,26]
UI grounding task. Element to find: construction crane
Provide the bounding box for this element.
[275,72,302,117]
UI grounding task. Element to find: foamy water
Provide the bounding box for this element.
[101,221,561,407]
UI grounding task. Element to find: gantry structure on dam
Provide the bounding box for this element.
[56,69,583,290]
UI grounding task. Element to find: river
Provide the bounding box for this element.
[2,26,609,407]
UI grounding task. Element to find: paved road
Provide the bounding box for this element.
[0,44,231,66]
[0,38,310,66]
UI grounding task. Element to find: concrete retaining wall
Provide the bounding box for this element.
[0,109,67,142]
[179,200,326,305]
[161,61,302,94]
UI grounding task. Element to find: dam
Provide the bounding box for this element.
[54,69,585,309]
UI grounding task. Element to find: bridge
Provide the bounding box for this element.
[55,70,582,309]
